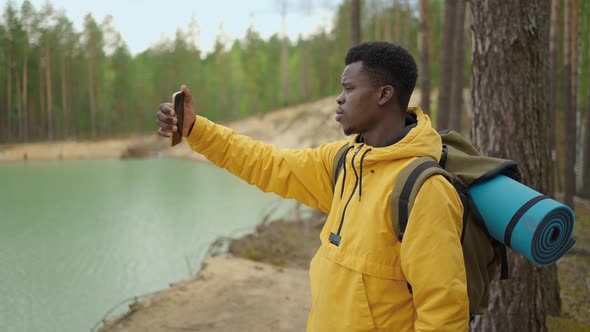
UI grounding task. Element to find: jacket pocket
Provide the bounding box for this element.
[309,255,377,331]
[362,273,415,332]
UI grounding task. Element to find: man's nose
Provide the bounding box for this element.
[336,93,344,105]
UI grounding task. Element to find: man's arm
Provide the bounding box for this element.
[156,85,343,213]
[400,175,469,332]
[184,114,343,214]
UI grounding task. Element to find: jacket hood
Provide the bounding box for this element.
[348,106,442,164]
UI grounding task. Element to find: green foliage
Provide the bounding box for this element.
[0,1,409,142]
[0,0,582,143]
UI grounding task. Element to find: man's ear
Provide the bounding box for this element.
[378,85,395,106]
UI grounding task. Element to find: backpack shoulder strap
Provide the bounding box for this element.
[390,157,452,241]
[332,144,351,188]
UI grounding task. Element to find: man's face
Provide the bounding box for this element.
[335,61,382,136]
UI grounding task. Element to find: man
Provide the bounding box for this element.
[156,42,468,331]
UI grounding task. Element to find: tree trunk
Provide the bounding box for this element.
[351,0,361,46]
[563,0,575,208]
[374,0,381,40]
[281,14,289,105]
[401,0,410,48]
[15,72,21,142]
[301,40,311,102]
[584,55,590,198]
[96,60,104,137]
[394,0,401,43]
[572,0,582,194]
[583,4,590,199]
[418,0,431,114]
[39,48,46,139]
[22,31,29,141]
[68,56,76,137]
[383,2,392,41]
[0,48,3,142]
[319,32,329,96]
[549,0,561,197]
[581,0,590,198]
[0,49,4,142]
[449,0,466,132]
[60,48,68,138]
[436,0,457,130]
[7,43,13,141]
[470,1,560,331]
[45,35,53,140]
[88,51,97,138]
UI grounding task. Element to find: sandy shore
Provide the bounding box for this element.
[101,256,312,332]
[97,210,325,332]
[0,136,154,161]
[0,96,345,163]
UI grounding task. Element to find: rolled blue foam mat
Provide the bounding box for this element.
[468,175,576,266]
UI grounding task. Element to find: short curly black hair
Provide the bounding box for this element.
[345,41,417,110]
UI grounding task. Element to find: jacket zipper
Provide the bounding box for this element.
[329,144,364,246]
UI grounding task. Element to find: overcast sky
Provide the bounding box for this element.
[16,0,338,56]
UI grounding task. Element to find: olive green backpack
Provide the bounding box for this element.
[332,129,521,317]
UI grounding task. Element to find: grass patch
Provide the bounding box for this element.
[228,213,324,269]
[548,316,590,332]
[243,247,263,262]
[553,204,590,329]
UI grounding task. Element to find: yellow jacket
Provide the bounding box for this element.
[186,107,468,331]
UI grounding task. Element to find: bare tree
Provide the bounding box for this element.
[549,0,561,195]
[572,0,582,194]
[20,4,31,141]
[563,0,576,208]
[299,38,311,102]
[6,39,12,140]
[418,0,431,114]
[45,30,53,140]
[6,40,12,139]
[383,0,392,41]
[470,0,560,330]
[3,2,19,142]
[38,46,45,139]
[87,42,97,138]
[393,0,401,43]
[436,0,457,130]
[277,0,290,105]
[373,0,381,40]
[584,39,590,198]
[351,0,361,46]
[582,0,590,197]
[449,0,466,132]
[402,0,411,48]
[57,17,70,138]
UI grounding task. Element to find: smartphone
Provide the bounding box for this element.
[171,91,184,146]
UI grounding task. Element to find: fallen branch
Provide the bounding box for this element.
[568,247,590,257]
